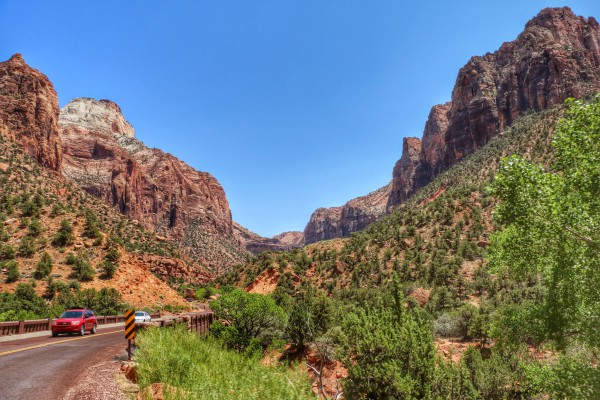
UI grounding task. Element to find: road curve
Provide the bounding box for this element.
[0,326,126,400]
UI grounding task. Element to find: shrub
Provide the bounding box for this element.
[101,260,117,279]
[0,243,15,260]
[83,210,102,239]
[18,235,36,257]
[341,299,435,399]
[71,252,94,281]
[65,252,77,265]
[209,289,287,353]
[28,217,42,237]
[286,286,333,348]
[4,260,19,283]
[34,252,53,279]
[52,219,74,247]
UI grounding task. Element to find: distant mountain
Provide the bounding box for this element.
[303,183,391,244]
[301,6,600,244]
[234,223,304,254]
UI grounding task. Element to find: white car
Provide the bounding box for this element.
[134,311,151,323]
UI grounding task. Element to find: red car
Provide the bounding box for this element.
[51,308,97,337]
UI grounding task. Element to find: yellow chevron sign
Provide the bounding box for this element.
[125,309,136,339]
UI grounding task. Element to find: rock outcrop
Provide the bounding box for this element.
[60,98,244,270]
[388,7,600,209]
[234,222,304,253]
[304,183,391,244]
[0,54,62,171]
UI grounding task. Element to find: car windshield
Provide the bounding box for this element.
[135,312,145,316]
[60,311,83,318]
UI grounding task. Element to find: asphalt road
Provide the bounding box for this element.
[0,326,127,400]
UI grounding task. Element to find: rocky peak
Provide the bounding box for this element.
[386,138,422,209]
[0,54,62,171]
[60,97,135,137]
[60,98,247,271]
[387,7,600,210]
[7,53,26,65]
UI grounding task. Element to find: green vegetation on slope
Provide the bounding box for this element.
[135,324,313,400]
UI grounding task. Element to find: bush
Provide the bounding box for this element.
[341,281,436,399]
[65,252,77,265]
[195,286,214,301]
[4,260,19,283]
[52,219,74,247]
[286,286,333,348]
[209,289,287,353]
[434,313,465,338]
[34,252,53,279]
[0,243,15,260]
[83,210,102,239]
[71,252,94,281]
[18,235,36,257]
[28,217,42,237]
[101,260,117,279]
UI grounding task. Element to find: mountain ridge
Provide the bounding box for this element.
[301,6,600,244]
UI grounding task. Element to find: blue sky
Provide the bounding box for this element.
[0,1,597,237]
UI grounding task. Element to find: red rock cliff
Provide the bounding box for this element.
[303,183,391,244]
[388,7,600,209]
[60,98,245,270]
[0,54,62,171]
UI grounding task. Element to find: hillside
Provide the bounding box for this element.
[0,135,211,308]
[221,104,560,296]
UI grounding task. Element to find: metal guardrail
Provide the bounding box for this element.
[137,311,213,336]
[0,313,161,337]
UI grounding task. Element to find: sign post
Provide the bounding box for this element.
[124,309,136,360]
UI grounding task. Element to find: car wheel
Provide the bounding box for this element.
[79,325,85,336]
[52,331,58,337]
[91,323,97,334]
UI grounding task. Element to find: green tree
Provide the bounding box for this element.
[34,252,53,279]
[209,289,287,353]
[100,260,117,279]
[18,235,36,257]
[82,209,102,239]
[491,97,600,347]
[28,217,42,237]
[71,252,95,281]
[489,96,600,396]
[286,286,333,349]
[0,243,15,260]
[341,280,435,399]
[52,219,74,247]
[4,260,19,283]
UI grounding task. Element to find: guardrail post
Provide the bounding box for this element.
[18,320,25,334]
[47,318,52,331]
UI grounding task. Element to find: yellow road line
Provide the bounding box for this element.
[0,330,121,356]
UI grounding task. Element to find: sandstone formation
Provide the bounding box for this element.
[60,98,245,270]
[387,7,600,209]
[0,54,62,171]
[302,7,600,243]
[303,183,391,244]
[233,222,304,253]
